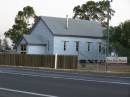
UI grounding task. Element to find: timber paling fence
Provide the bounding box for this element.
[0,54,78,69]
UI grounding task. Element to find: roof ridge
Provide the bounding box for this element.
[40,16,101,24]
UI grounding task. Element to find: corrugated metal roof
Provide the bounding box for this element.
[41,16,104,37]
[19,16,104,46]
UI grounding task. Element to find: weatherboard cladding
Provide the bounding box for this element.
[40,16,104,38]
[23,35,47,45]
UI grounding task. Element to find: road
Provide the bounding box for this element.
[0,66,129,97]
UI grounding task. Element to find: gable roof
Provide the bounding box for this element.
[40,16,104,38]
[15,16,104,49]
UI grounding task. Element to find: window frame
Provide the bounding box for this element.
[99,42,102,53]
[20,44,26,54]
[75,41,79,52]
[63,41,68,51]
[87,42,92,52]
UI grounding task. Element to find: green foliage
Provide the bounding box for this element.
[110,20,130,63]
[73,0,115,26]
[4,6,37,45]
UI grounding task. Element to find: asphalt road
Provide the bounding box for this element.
[0,66,129,97]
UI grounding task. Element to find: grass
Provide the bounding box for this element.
[78,63,130,73]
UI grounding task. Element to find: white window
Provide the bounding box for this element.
[99,42,102,53]
[63,41,68,51]
[87,42,92,52]
[75,41,79,51]
[48,41,49,51]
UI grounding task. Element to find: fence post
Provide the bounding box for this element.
[55,53,58,69]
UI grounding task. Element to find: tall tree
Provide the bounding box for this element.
[4,6,37,45]
[73,0,115,26]
[110,20,130,63]
[110,20,130,49]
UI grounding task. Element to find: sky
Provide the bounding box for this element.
[0,0,130,38]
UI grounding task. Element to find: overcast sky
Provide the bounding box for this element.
[0,0,130,37]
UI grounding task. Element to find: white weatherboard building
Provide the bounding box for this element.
[16,16,106,62]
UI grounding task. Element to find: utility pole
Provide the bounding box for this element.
[106,0,113,71]
[107,0,113,56]
[107,0,111,56]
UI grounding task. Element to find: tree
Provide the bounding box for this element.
[23,6,36,24]
[2,38,10,51]
[110,20,130,63]
[73,0,115,26]
[110,20,130,49]
[0,38,2,51]
[4,6,37,45]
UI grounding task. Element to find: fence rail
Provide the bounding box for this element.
[0,54,77,69]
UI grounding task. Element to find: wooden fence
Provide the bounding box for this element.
[0,54,77,69]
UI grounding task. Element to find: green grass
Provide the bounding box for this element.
[78,64,130,73]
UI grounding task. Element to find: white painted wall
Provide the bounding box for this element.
[16,19,54,54]
[30,20,54,54]
[53,36,106,60]
[27,45,46,55]
[16,19,106,61]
